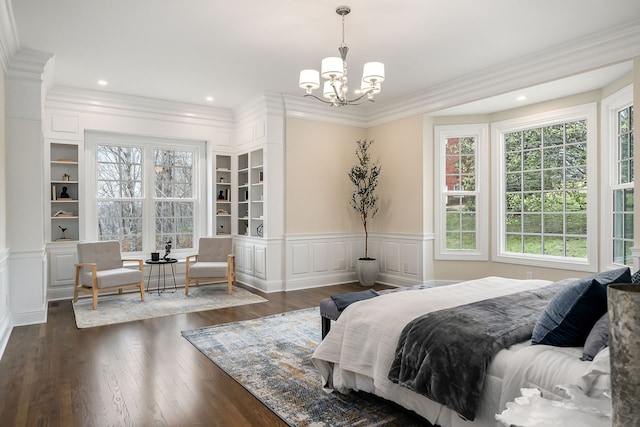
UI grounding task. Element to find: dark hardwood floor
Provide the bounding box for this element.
[0,282,395,426]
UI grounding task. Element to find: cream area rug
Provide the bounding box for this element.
[72,284,267,328]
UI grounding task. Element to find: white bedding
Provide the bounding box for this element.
[312,276,597,427]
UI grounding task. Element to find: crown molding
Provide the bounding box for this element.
[286,18,640,128]
[364,18,640,127]
[5,48,53,81]
[233,91,285,125]
[283,94,369,128]
[45,85,235,126]
[0,0,19,72]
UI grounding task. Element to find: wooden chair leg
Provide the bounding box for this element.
[92,288,98,310]
[227,276,232,295]
[140,282,145,301]
[185,278,190,296]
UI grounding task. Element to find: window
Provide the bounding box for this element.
[492,104,597,270]
[97,145,143,251]
[434,124,489,260]
[602,86,634,268]
[87,133,205,254]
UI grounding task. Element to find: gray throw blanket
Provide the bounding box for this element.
[388,283,562,421]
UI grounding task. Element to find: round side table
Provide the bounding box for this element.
[145,258,178,294]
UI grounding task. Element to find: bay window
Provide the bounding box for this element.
[492,104,597,270]
[435,124,489,260]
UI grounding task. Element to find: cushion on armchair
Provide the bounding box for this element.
[198,237,232,262]
[188,261,228,278]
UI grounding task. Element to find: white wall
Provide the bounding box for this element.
[0,53,11,360]
[5,52,49,326]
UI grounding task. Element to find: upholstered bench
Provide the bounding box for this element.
[320,283,436,338]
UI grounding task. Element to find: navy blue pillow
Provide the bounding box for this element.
[532,267,631,347]
[532,277,606,346]
[590,266,631,287]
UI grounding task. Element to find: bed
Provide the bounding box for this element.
[312,275,619,427]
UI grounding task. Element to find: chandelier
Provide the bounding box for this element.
[298,5,385,107]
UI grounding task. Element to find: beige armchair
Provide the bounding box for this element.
[185,237,236,296]
[74,241,145,310]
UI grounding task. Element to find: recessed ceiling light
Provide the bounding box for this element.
[98,79,108,86]
[205,96,214,102]
[516,95,526,101]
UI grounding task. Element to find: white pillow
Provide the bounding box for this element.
[579,347,610,396]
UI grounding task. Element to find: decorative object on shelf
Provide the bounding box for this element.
[258,171,264,182]
[59,186,70,199]
[256,223,263,237]
[348,139,381,286]
[53,210,74,217]
[62,173,71,181]
[218,190,225,200]
[151,252,160,261]
[608,284,640,426]
[162,240,172,260]
[219,177,224,183]
[57,225,71,241]
[298,5,385,107]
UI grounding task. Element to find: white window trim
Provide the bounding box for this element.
[600,85,634,270]
[434,124,489,260]
[85,131,207,257]
[491,103,598,272]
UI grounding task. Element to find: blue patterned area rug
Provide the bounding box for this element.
[181,307,429,427]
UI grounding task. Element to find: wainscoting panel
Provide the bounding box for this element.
[9,249,47,326]
[285,233,432,290]
[312,242,330,273]
[291,243,309,275]
[244,245,254,275]
[47,245,77,300]
[331,241,347,271]
[384,242,401,273]
[403,242,421,276]
[254,245,266,279]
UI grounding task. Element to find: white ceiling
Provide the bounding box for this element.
[9,0,640,113]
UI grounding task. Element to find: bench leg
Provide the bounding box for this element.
[321,316,331,339]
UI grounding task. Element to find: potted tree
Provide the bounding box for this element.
[348,139,381,286]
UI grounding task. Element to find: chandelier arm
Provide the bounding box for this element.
[332,81,345,103]
[303,93,335,104]
[343,90,374,104]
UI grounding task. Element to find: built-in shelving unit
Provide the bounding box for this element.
[49,142,80,242]
[237,153,249,236]
[236,149,264,237]
[215,155,232,235]
[250,149,264,238]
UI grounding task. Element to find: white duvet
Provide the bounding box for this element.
[312,276,602,427]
